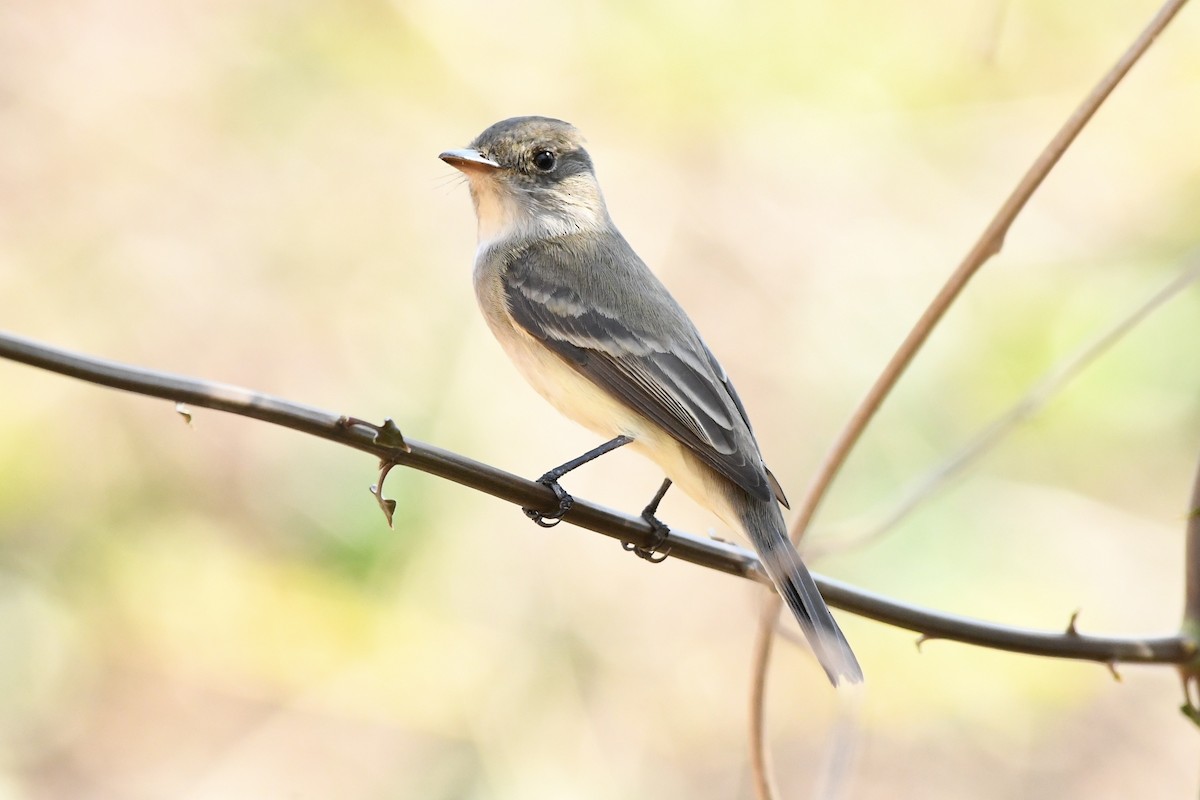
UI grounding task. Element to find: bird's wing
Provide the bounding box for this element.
[503,246,774,502]
[722,374,791,509]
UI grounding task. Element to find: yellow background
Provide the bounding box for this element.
[1,1,1198,797]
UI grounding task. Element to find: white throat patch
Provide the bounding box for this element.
[468,172,607,255]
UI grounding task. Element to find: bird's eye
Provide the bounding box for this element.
[532,150,557,171]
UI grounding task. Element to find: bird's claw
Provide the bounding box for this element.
[522,475,574,528]
[623,511,671,563]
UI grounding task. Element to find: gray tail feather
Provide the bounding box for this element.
[738,496,863,686]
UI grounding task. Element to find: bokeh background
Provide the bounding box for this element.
[2,1,1199,798]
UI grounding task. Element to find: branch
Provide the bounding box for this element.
[785,0,1192,551]
[1186,455,1200,629]
[0,328,1193,667]
[1182,450,1200,716]
[748,0,1193,795]
[810,256,1200,560]
[0,330,756,579]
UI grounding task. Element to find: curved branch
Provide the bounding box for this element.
[1181,450,1200,715]
[785,0,1193,548]
[0,329,1193,666]
[1176,450,1195,638]
[1186,455,1200,629]
[810,258,1200,561]
[751,1,1192,794]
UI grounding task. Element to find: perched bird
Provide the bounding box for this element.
[440,116,862,685]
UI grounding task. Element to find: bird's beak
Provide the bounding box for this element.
[439,148,500,172]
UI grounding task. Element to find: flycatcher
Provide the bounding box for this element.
[440,116,862,686]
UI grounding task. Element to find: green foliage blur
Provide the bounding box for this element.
[1,1,1198,797]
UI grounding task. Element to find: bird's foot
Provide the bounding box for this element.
[623,510,671,563]
[522,474,575,528]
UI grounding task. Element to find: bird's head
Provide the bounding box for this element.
[440,116,609,247]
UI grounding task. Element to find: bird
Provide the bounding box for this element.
[440,116,862,686]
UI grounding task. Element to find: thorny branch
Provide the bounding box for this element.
[1,329,1194,669]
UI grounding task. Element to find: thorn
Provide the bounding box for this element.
[374,418,410,451]
[987,233,1005,259]
[1106,661,1122,682]
[1065,609,1082,636]
[338,416,411,452]
[370,460,400,528]
[175,403,193,426]
[915,634,933,653]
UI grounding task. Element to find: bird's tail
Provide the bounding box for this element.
[737,495,863,686]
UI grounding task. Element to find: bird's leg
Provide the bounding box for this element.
[623,478,672,563]
[523,435,633,528]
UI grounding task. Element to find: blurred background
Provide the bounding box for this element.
[1,0,1199,797]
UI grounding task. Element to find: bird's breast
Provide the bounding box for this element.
[471,253,745,532]
[474,255,632,438]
